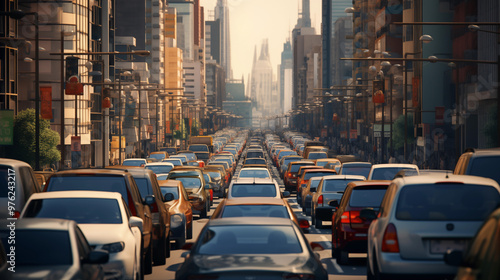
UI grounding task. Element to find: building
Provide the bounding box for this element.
[249,39,273,117]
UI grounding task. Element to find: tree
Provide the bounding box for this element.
[390,114,415,152]
[7,109,61,168]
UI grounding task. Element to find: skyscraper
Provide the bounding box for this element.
[215,0,232,80]
[250,39,273,116]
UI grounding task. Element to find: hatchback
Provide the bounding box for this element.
[366,174,500,279]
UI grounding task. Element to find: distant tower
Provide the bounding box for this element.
[215,0,232,80]
[250,39,273,116]
[302,0,311,28]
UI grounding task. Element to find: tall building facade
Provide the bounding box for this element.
[214,0,231,80]
[279,40,293,115]
[249,39,273,117]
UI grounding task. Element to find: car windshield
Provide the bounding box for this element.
[134,178,152,197]
[231,184,277,197]
[123,160,145,166]
[371,167,417,180]
[468,156,500,185]
[23,198,122,224]
[189,145,208,152]
[162,159,182,166]
[238,169,270,178]
[197,225,302,255]
[341,165,372,177]
[308,152,327,159]
[323,179,364,193]
[222,205,289,218]
[47,176,129,204]
[174,177,202,189]
[146,165,173,174]
[245,159,266,165]
[160,187,179,200]
[396,184,500,221]
[0,229,72,265]
[349,188,388,207]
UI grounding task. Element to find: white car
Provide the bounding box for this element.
[145,162,175,175]
[122,158,147,167]
[367,163,419,180]
[21,191,143,280]
[237,167,271,179]
[227,178,289,199]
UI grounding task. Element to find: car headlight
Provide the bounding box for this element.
[171,214,184,228]
[102,242,125,253]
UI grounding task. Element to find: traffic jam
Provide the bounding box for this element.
[1,128,500,280]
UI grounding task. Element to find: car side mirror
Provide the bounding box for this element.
[85,249,109,264]
[444,250,464,267]
[282,191,291,198]
[143,195,155,205]
[360,208,378,220]
[129,216,143,232]
[164,193,175,202]
[329,199,339,208]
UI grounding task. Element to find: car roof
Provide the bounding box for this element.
[342,161,372,166]
[239,167,270,171]
[145,162,175,167]
[347,180,391,187]
[0,158,32,167]
[322,174,366,180]
[232,177,276,184]
[393,173,500,188]
[206,217,294,227]
[125,168,155,177]
[225,197,285,206]
[52,168,130,176]
[124,158,146,161]
[30,190,124,200]
[157,179,182,188]
[371,163,418,169]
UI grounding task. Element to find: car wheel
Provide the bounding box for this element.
[187,222,193,239]
[144,238,153,275]
[153,232,166,266]
[176,223,187,249]
[337,249,349,265]
[315,218,322,229]
[367,251,380,280]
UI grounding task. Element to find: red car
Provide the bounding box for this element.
[331,181,390,265]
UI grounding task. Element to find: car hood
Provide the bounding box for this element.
[193,254,311,271]
[13,265,75,280]
[79,224,129,245]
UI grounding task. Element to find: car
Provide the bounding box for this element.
[175,217,328,280]
[454,148,500,185]
[44,168,154,275]
[300,176,323,216]
[0,218,109,280]
[210,158,234,175]
[315,158,341,168]
[367,163,419,180]
[193,151,210,163]
[275,149,297,166]
[237,167,271,179]
[331,180,390,264]
[284,160,316,193]
[202,168,224,198]
[187,144,210,153]
[160,146,178,156]
[338,162,373,177]
[144,162,175,175]
[162,158,183,166]
[0,158,41,219]
[21,191,144,280]
[279,155,303,177]
[311,175,366,229]
[202,172,215,206]
[125,168,171,264]
[177,151,198,162]
[166,168,210,218]
[296,167,338,207]
[206,161,232,181]
[444,206,500,280]
[227,178,288,199]
[245,148,265,159]
[122,158,147,167]
[243,157,267,166]
[203,165,229,196]
[158,179,193,249]
[306,151,328,160]
[366,174,500,280]
[149,151,169,162]
[34,169,55,189]
[170,155,188,165]
[211,197,310,231]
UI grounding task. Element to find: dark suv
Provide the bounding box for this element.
[454,148,500,185]
[45,168,154,275]
[126,168,171,265]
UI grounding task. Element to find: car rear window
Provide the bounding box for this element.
[341,166,371,177]
[174,177,201,189]
[0,229,72,265]
[146,165,173,174]
[222,205,289,218]
[371,167,417,180]
[238,169,270,178]
[231,184,277,197]
[197,225,302,255]
[349,188,388,207]
[304,172,336,180]
[149,153,166,160]
[134,178,152,197]
[195,153,210,160]
[396,184,500,221]
[290,163,313,173]
[160,187,179,200]
[308,152,327,159]
[23,198,123,224]
[245,159,266,165]
[47,176,129,204]
[468,156,500,185]
[247,151,264,158]
[323,179,364,193]
[123,160,145,166]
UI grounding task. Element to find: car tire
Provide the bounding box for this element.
[145,239,153,275]
[337,249,349,265]
[315,218,322,229]
[367,252,380,280]
[153,232,166,266]
[176,223,187,249]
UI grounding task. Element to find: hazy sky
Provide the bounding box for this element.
[202,0,322,81]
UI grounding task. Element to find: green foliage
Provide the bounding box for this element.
[390,114,415,151]
[8,109,61,168]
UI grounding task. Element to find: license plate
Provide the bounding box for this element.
[290,180,297,184]
[429,239,467,254]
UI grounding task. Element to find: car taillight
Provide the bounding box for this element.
[286,172,292,178]
[299,219,310,229]
[382,223,400,253]
[317,195,323,205]
[151,201,159,213]
[340,211,363,225]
